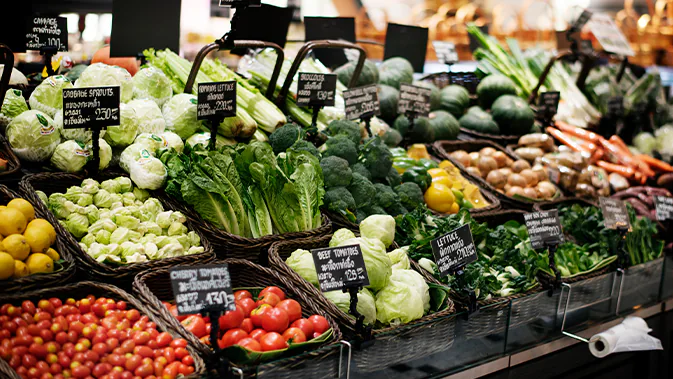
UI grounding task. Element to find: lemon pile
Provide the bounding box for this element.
[0,198,58,280]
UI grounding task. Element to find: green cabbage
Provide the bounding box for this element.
[324,288,376,325]
[285,249,319,287]
[162,94,203,139]
[329,229,356,247]
[103,103,139,148]
[127,99,166,135]
[375,269,429,326]
[338,237,392,291]
[1,89,29,127]
[66,212,90,239]
[185,132,235,149]
[360,215,396,248]
[656,125,673,159]
[29,75,73,117]
[159,131,184,153]
[7,110,62,162]
[75,63,133,103]
[51,140,90,173]
[54,110,106,143]
[128,151,167,190]
[95,139,113,170]
[135,133,165,154]
[120,143,146,172]
[388,246,410,270]
[131,67,173,107]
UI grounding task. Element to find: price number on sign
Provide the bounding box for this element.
[430,224,477,277]
[599,197,631,230]
[205,291,235,308]
[311,245,370,292]
[296,73,337,107]
[94,108,118,122]
[344,84,380,120]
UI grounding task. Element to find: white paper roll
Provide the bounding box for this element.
[589,317,662,358]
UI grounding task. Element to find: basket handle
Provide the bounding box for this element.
[275,39,367,109]
[0,44,14,106]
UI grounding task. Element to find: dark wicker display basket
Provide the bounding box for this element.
[0,134,21,178]
[0,184,75,293]
[268,235,457,372]
[432,140,563,210]
[0,281,206,379]
[161,193,332,264]
[133,258,342,375]
[19,172,215,287]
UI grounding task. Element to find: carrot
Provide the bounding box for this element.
[596,160,636,179]
[590,148,604,163]
[555,121,600,143]
[598,138,655,176]
[609,135,632,156]
[570,136,597,153]
[546,127,592,156]
[636,154,673,172]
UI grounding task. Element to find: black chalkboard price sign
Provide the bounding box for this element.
[607,97,624,118]
[62,86,120,130]
[524,210,564,249]
[219,0,262,6]
[311,244,370,292]
[169,264,236,316]
[538,91,560,120]
[431,224,477,277]
[398,84,431,117]
[297,73,337,107]
[654,196,673,221]
[344,85,380,121]
[197,81,237,120]
[26,16,68,52]
[599,197,631,230]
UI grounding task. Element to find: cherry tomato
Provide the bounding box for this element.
[92,362,112,377]
[150,332,169,349]
[259,332,288,351]
[259,286,286,301]
[37,300,55,315]
[256,292,280,307]
[23,353,38,367]
[181,355,194,366]
[249,329,266,342]
[234,290,252,301]
[180,316,207,338]
[169,338,187,349]
[133,331,150,345]
[162,347,176,363]
[125,309,141,322]
[135,346,154,358]
[282,327,307,343]
[308,315,329,334]
[218,329,248,349]
[218,306,244,330]
[249,304,271,328]
[29,343,48,358]
[261,308,289,333]
[22,300,37,315]
[237,298,256,317]
[290,319,314,339]
[177,362,192,375]
[239,318,253,334]
[235,337,261,352]
[72,364,91,378]
[49,299,62,309]
[134,363,153,378]
[125,354,142,371]
[276,299,302,323]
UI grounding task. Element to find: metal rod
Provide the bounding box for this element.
[528,50,572,105]
[615,268,625,315]
[338,340,352,379]
[559,283,590,343]
[616,56,628,83]
[231,367,244,379]
[0,44,14,105]
[276,39,367,109]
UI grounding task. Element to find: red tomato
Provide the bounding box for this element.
[259,332,288,351]
[92,362,112,377]
[259,286,285,301]
[174,347,188,360]
[249,328,266,342]
[282,327,307,343]
[169,338,187,349]
[125,354,142,371]
[71,365,91,378]
[107,353,126,367]
[180,316,207,338]
[239,318,253,334]
[125,309,141,322]
[256,292,280,307]
[249,304,271,327]
[218,306,244,330]
[218,329,248,349]
[308,315,330,334]
[134,363,153,378]
[276,299,302,323]
[235,337,261,352]
[237,298,256,317]
[22,301,37,315]
[234,290,252,301]
[162,347,176,363]
[290,319,314,338]
[155,332,172,348]
[37,300,55,315]
[261,308,289,333]
[181,355,194,366]
[29,343,48,358]
[132,331,150,345]
[49,299,62,309]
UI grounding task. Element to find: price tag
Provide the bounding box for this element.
[219,0,261,6]
[607,97,624,118]
[296,73,337,107]
[169,264,236,316]
[384,23,429,73]
[344,85,380,120]
[654,196,673,221]
[431,224,478,277]
[580,39,594,54]
[311,244,370,292]
[398,84,431,117]
[304,17,356,68]
[433,41,459,65]
[538,91,560,119]
[588,13,635,57]
[62,86,120,130]
[110,0,181,57]
[599,197,631,230]
[571,10,593,31]
[524,210,564,250]
[26,16,68,52]
[197,81,236,120]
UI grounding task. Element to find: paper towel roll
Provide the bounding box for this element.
[589,317,662,358]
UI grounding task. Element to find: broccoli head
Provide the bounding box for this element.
[327,119,362,145]
[386,167,402,187]
[385,201,408,217]
[351,162,372,181]
[323,135,358,165]
[324,187,356,220]
[290,139,320,158]
[348,173,376,209]
[355,208,368,224]
[320,156,352,188]
[373,183,399,208]
[360,137,393,180]
[269,123,305,155]
[395,182,424,211]
[363,205,388,218]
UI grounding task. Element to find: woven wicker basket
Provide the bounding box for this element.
[0,184,75,293]
[0,134,20,178]
[432,140,563,210]
[19,172,215,288]
[268,235,457,372]
[161,193,332,264]
[0,281,206,379]
[133,258,342,374]
[619,257,665,312]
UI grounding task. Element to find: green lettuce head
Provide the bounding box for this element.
[1,89,29,128]
[185,132,234,150]
[329,229,356,247]
[75,63,133,102]
[162,94,203,139]
[360,215,396,248]
[338,237,392,291]
[129,151,167,190]
[159,131,184,153]
[50,140,90,173]
[29,75,73,117]
[324,288,376,325]
[120,143,149,173]
[285,249,319,287]
[7,110,61,162]
[66,212,90,239]
[375,269,429,326]
[131,67,173,107]
[134,133,165,154]
[55,110,106,143]
[104,103,139,148]
[127,99,166,135]
[94,139,113,170]
[388,246,410,270]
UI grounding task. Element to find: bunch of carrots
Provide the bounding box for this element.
[547,121,673,185]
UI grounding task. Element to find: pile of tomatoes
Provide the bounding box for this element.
[164,286,330,353]
[0,296,196,379]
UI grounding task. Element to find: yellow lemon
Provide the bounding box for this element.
[45,248,60,261]
[7,199,35,222]
[0,252,14,280]
[13,260,29,278]
[0,208,27,236]
[2,234,30,261]
[23,226,52,254]
[26,219,56,247]
[25,253,53,275]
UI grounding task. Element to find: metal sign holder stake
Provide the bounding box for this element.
[0,44,14,105]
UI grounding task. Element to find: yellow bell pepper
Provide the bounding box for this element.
[424,182,455,213]
[449,202,460,214]
[427,168,448,179]
[407,144,431,160]
[432,176,453,187]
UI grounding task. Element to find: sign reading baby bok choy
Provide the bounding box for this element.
[169,264,236,316]
[311,245,370,292]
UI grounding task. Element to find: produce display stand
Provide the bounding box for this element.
[0,184,75,293]
[0,281,206,379]
[18,172,215,290]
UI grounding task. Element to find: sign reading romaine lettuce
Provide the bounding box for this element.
[62,86,120,130]
[524,210,564,249]
[599,197,631,230]
[296,73,337,107]
[431,224,477,277]
[170,264,236,316]
[197,81,237,120]
[398,84,431,117]
[26,16,68,52]
[344,84,380,120]
[311,244,370,292]
[654,196,673,221]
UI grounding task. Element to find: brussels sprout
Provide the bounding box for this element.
[158,243,184,258]
[81,233,96,247]
[167,222,188,236]
[93,189,114,209]
[156,211,173,229]
[81,179,100,194]
[116,215,140,230]
[95,230,112,245]
[133,188,150,202]
[101,180,121,194]
[187,246,205,255]
[88,219,117,235]
[66,213,90,239]
[84,205,99,224]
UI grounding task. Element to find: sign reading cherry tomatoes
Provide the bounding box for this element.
[170,264,236,316]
